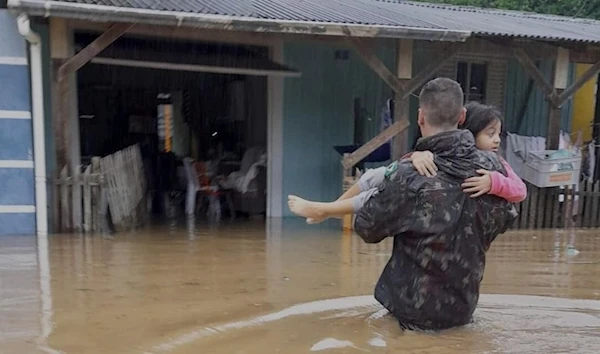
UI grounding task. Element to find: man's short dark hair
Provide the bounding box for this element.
[419,78,464,128]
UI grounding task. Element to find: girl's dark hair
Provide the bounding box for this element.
[460,101,503,137]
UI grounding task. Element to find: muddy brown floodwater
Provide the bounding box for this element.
[1,218,600,354]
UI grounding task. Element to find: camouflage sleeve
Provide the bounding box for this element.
[353,161,413,243]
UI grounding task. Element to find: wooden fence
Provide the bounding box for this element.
[512,180,600,229]
[56,157,103,232]
[339,171,600,231]
[55,144,147,233]
[100,144,147,232]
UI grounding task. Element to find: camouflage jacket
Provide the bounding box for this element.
[354,129,518,331]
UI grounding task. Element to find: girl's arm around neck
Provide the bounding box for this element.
[489,158,527,203]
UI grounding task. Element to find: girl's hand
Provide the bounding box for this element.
[410,151,437,177]
[462,169,492,197]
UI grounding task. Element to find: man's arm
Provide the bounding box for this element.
[353,163,413,243]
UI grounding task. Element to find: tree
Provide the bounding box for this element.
[413,0,600,20]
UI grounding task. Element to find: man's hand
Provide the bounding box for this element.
[410,151,437,177]
[462,169,492,198]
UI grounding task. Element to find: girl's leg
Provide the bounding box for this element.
[334,166,387,202]
[336,182,362,202]
[307,181,362,224]
[357,166,387,192]
[292,165,387,223]
[288,189,378,223]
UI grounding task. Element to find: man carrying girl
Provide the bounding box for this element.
[289,78,518,331]
[288,101,526,223]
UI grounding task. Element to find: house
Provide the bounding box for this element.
[2,0,600,235]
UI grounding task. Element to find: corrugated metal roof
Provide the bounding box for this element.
[11,0,600,43]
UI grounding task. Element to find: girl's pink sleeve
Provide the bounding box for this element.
[400,152,413,160]
[489,158,527,203]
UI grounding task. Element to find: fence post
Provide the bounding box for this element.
[519,183,531,229]
[72,166,82,231]
[563,185,572,229]
[60,166,70,231]
[527,186,539,229]
[592,182,600,228]
[91,157,101,232]
[576,181,584,228]
[83,165,92,233]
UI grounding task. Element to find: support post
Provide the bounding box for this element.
[50,19,70,177]
[342,40,462,169]
[547,48,570,150]
[55,22,132,171]
[546,106,563,150]
[51,20,131,231]
[393,39,413,160]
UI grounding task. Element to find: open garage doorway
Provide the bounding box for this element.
[75,32,295,227]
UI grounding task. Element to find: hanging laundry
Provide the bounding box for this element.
[558,131,582,215]
[588,140,596,182]
[559,130,582,156]
[379,99,393,143]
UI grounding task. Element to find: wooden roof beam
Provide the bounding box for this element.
[58,22,133,79]
[512,47,559,106]
[541,41,600,64]
[347,37,405,94]
[399,42,462,101]
[556,58,600,107]
[485,38,557,61]
[570,49,600,64]
[489,37,600,64]
[342,120,410,170]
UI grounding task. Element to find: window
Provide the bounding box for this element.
[456,61,488,103]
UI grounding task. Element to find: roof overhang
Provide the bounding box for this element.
[8,0,472,42]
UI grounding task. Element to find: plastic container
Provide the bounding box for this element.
[521,150,581,188]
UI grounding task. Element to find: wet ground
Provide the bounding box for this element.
[1,218,600,353]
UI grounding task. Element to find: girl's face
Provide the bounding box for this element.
[475,119,502,152]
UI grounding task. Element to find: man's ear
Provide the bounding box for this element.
[417,108,425,127]
[457,107,467,126]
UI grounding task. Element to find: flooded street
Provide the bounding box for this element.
[1,219,600,353]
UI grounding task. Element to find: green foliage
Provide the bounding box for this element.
[413,0,600,20]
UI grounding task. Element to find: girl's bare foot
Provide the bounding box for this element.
[288,195,326,221]
[306,216,326,224]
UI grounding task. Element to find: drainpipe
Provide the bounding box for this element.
[17,13,48,236]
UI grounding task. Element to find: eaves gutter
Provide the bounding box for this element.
[8,0,472,42]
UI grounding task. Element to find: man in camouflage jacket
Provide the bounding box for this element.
[354,78,517,331]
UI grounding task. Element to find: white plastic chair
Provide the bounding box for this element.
[183,157,221,218]
[183,157,201,215]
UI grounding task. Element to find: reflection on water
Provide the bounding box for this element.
[1,219,599,353]
[0,236,41,353]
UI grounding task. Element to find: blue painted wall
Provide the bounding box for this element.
[504,58,574,137]
[0,10,35,235]
[281,40,395,216]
